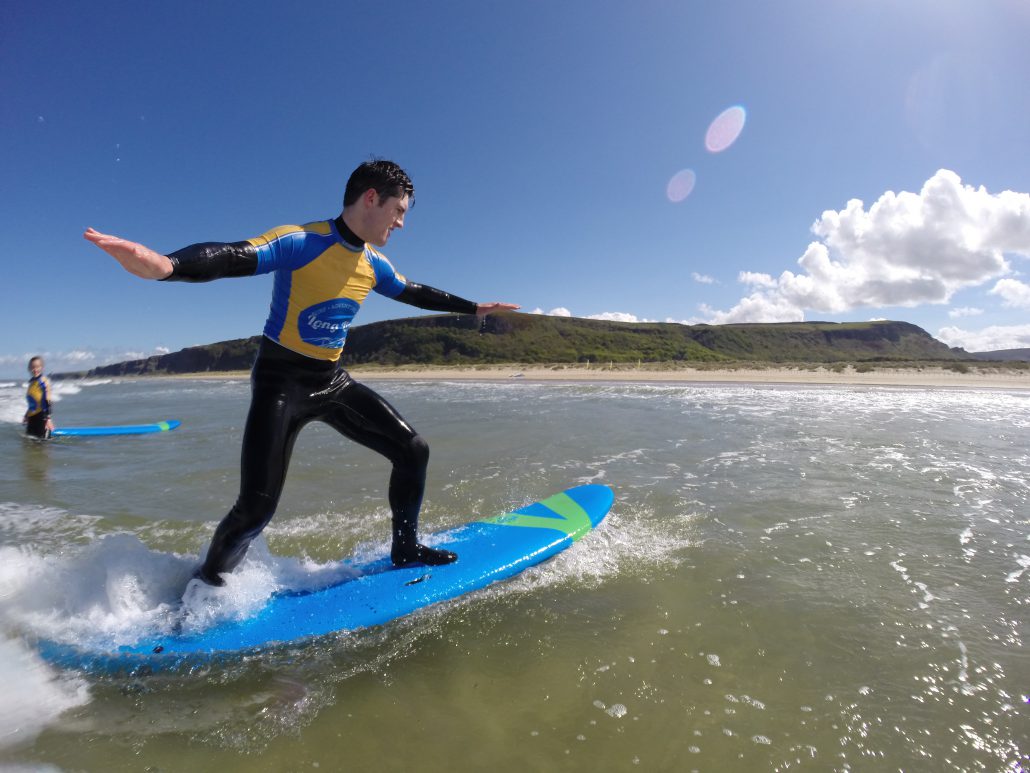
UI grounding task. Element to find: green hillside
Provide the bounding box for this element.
[343,313,727,365]
[71,314,968,378]
[684,320,962,362]
[970,347,1030,362]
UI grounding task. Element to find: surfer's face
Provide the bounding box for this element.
[28,359,43,378]
[366,192,408,247]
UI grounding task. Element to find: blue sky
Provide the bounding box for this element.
[3,0,1029,378]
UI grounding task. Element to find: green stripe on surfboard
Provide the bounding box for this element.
[479,492,593,541]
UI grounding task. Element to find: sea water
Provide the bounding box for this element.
[0,377,1026,771]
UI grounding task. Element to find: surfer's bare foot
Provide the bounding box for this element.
[391,543,457,567]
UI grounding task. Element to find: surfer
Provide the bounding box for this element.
[84,158,519,586]
[24,356,54,439]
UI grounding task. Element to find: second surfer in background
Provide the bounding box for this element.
[85,158,518,586]
[24,356,55,439]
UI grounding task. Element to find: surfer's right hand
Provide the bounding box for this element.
[84,227,174,280]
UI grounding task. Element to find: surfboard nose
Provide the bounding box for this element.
[564,484,614,527]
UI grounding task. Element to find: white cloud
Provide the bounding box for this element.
[691,272,716,284]
[738,271,777,289]
[948,306,983,319]
[528,308,657,323]
[702,169,1030,323]
[936,324,1030,352]
[585,311,657,323]
[990,278,1030,308]
[65,350,97,362]
[664,317,702,325]
[698,295,805,325]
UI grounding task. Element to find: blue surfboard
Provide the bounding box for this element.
[51,420,181,437]
[39,484,613,672]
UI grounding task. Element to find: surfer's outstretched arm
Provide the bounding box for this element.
[83,227,173,280]
[393,283,519,316]
[393,283,479,314]
[84,227,260,283]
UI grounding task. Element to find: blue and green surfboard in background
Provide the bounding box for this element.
[51,420,181,437]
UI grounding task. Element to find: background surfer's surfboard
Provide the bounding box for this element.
[51,420,181,437]
[40,483,613,671]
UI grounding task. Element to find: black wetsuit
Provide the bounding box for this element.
[25,412,50,438]
[164,216,478,584]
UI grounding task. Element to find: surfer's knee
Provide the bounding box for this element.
[404,433,429,469]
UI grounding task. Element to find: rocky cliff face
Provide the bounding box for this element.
[83,337,262,377]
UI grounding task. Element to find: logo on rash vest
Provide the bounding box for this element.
[298,298,361,348]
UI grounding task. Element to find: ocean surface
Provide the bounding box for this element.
[0,376,1027,772]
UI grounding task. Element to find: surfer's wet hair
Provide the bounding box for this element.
[343,158,415,207]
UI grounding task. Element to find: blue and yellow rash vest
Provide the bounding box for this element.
[164,217,478,361]
[26,375,52,418]
[249,220,407,360]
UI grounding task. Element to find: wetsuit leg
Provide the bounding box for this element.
[322,377,457,567]
[25,414,49,439]
[197,376,308,585]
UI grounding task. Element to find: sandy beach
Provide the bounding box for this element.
[164,363,1030,390]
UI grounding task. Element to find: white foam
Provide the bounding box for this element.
[0,383,29,424]
[0,636,90,750]
[2,532,372,652]
[482,503,695,602]
[0,503,103,546]
[1005,554,1030,584]
[1,536,196,648]
[606,703,628,718]
[0,522,385,749]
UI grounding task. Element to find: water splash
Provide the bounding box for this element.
[0,636,90,750]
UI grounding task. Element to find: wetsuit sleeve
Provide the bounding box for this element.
[163,242,259,283]
[41,377,51,418]
[163,226,328,282]
[394,283,479,315]
[366,248,478,314]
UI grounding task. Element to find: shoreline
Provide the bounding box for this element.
[150,363,1030,390]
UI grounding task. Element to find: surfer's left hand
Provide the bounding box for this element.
[84,227,174,280]
[476,302,520,317]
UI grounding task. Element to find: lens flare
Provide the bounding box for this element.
[666,169,697,203]
[705,105,747,153]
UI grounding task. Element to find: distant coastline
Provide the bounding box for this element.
[152,362,1030,390]
[54,316,1029,388]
